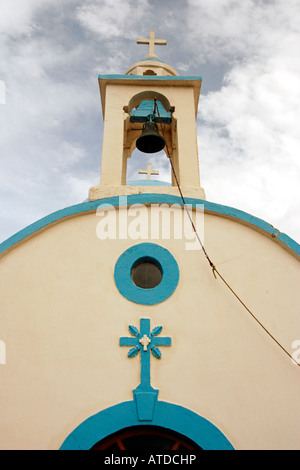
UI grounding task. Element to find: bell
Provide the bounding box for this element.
[136,120,165,154]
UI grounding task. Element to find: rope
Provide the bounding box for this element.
[153,98,299,367]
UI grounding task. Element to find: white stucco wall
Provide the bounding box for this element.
[0,202,299,450]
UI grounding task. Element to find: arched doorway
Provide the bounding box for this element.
[60,401,234,450]
[91,425,202,451]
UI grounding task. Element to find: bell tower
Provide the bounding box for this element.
[89,31,205,200]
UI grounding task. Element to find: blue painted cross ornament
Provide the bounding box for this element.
[120,318,171,421]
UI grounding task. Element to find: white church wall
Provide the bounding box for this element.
[0,202,299,449]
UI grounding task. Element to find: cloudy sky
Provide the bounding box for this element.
[0,0,299,244]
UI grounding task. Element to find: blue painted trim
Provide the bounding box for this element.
[120,318,171,420]
[114,243,180,305]
[1,194,299,257]
[138,57,165,63]
[98,74,202,81]
[127,180,171,186]
[59,400,234,450]
[130,99,172,123]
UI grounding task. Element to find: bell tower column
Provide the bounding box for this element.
[171,86,201,188]
[99,85,127,186]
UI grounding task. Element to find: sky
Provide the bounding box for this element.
[0,0,299,244]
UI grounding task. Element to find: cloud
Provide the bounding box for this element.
[0,0,40,35]
[0,0,299,246]
[76,0,149,39]
[186,0,299,62]
[0,2,102,241]
[182,0,300,241]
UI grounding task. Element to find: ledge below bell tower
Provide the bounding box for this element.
[89,184,206,201]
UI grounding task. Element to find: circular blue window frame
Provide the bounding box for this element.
[114,243,180,305]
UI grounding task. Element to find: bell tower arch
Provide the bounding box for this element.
[123,90,173,166]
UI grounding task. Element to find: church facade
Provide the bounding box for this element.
[0,32,299,451]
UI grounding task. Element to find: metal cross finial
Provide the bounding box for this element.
[137,31,167,58]
[139,163,159,180]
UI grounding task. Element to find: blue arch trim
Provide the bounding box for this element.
[0,194,299,257]
[114,243,180,305]
[138,57,165,63]
[59,400,234,450]
[127,179,171,186]
[98,74,202,82]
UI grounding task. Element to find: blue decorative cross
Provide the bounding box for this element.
[120,318,171,420]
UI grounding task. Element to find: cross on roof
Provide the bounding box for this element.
[139,163,159,180]
[137,31,167,58]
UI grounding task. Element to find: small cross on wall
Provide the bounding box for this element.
[139,334,151,351]
[137,31,167,58]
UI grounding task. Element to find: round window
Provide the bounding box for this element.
[114,243,180,305]
[131,257,162,289]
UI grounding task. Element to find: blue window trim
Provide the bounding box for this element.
[127,179,171,186]
[114,243,180,305]
[59,400,234,450]
[0,194,299,258]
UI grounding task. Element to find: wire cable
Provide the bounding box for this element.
[154,98,299,367]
